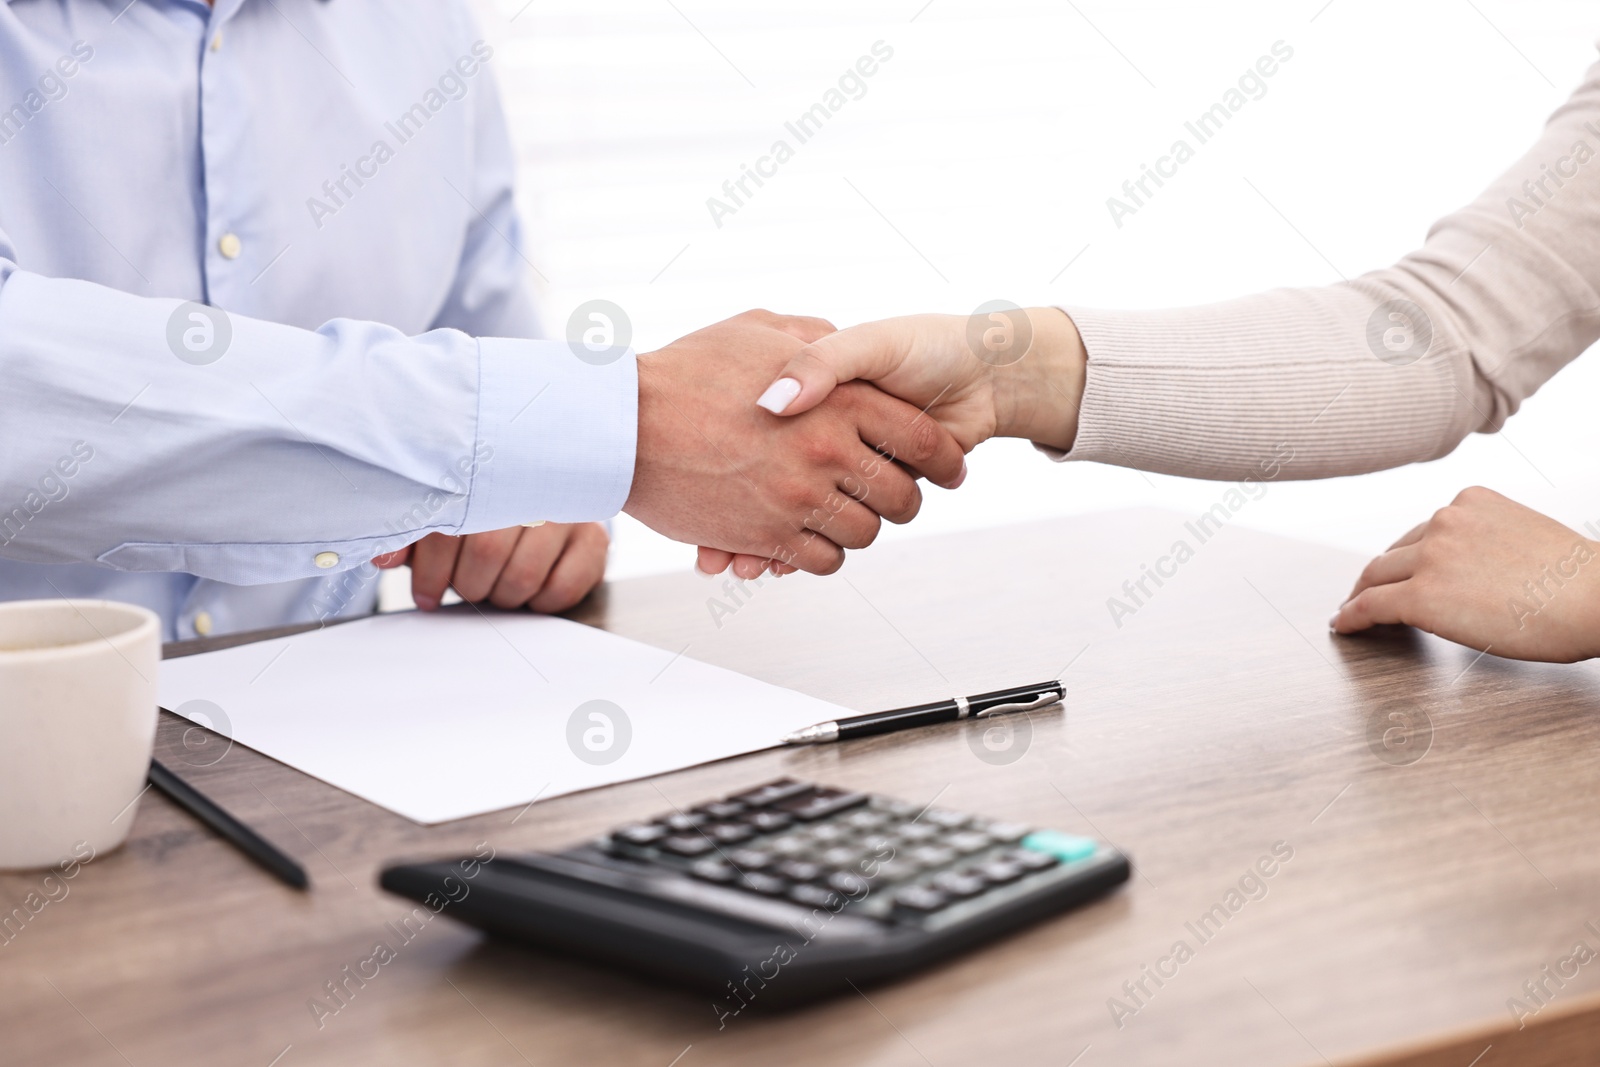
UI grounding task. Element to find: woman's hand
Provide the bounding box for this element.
[700,307,1088,578]
[1331,487,1600,663]
[373,522,610,614]
[752,308,1086,452]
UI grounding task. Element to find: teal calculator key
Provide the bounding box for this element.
[1020,831,1097,863]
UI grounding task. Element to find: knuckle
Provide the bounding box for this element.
[882,473,921,521]
[537,575,586,611]
[488,589,527,611]
[810,548,844,575]
[855,512,882,547]
[498,560,542,592]
[903,417,943,465]
[798,431,841,469]
[1415,531,1451,563]
[779,476,817,512]
[792,348,830,379]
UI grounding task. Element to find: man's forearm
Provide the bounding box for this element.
[0,267,635,583]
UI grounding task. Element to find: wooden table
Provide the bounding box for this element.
[5,509,1600,1067]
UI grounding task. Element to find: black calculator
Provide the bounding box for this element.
[381,779,1130,1006]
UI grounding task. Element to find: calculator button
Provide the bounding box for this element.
[827,870,871,895]
[774,860,824,883]
[922,809,971,830]
[929,872,986,899]
[946,831,994,855]
[897,823,941,844]
[708,824,755,845]
[1020,831,1097,864]
[743,811,794,834]
[981,821,1032,843]
[725,848,773,871]
[818,846,866,869]
[870,797,919,818]
[788,884,843,910]
[857,834,896,855]
[738,872,791,896]
[778,789,869,822]
[661,835,716,857]
[844,810,892,831]
[662,813,707,833]
[732,779,814,807]
[893,886,950,914]
[698,801,748,820]
[809,823,852,844]
[611,823,668,847]
[689,859,739,884]
[909,846,956,869]
[972,859,1025,885]
[865,859,919,884]
[1005,847,1059,872]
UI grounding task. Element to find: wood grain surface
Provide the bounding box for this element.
[4,509,1600,1067]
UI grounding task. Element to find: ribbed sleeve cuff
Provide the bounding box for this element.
[1040,284,1476,482]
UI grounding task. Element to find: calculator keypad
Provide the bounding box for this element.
[600,778,1098,924]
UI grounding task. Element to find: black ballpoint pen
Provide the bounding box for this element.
[148,758,310,890]
[780,680,1065,745]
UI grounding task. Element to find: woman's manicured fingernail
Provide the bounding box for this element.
[950,460,968,489]
[1327,612,1340,632]
[756,377,802,414]
[415,594,439,611]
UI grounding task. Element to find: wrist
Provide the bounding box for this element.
[623,349,664,516]
[990,307,1086,452]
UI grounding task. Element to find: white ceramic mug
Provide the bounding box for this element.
[0,599,160,870]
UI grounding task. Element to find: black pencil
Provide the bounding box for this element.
[148,759,309,890]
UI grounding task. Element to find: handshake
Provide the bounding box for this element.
[622,306,1087,579]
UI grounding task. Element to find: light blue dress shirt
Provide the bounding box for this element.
[0,0,637,640]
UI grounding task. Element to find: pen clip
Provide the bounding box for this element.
[973,691,1063,719]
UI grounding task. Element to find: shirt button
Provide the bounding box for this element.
[314,551,340,569]
[218,233,242,260]
[193,611,214,636]
[210,32,223,52]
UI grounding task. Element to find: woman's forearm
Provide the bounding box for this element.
[1024,53,1600,482]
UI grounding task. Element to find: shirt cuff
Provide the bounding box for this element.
[462,337,638,529]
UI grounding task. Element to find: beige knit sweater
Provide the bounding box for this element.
[1058,52,1600,481]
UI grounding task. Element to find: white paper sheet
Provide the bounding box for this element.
[157,610,849,824]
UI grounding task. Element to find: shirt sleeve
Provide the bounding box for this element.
[1049,50,1600,481]
[0,249,636,585]
[426,29,545,343]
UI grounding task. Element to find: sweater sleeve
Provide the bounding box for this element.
[1052,51,1600,481]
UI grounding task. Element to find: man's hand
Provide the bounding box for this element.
[1331,487,1600,662]
[373,521,609,614]
[625,310,967,576]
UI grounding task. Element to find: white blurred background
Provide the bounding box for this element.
[468,0,1600,580]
